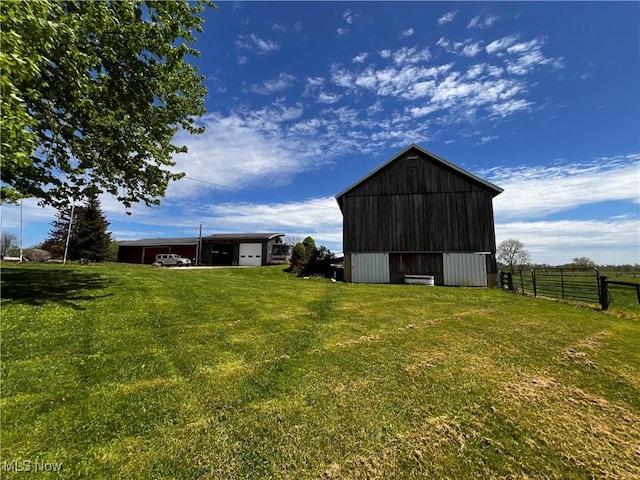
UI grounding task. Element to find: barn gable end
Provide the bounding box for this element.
[335,144,503,286]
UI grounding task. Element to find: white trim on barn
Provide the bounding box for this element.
[443,253,488,287]
[351,253,390,283]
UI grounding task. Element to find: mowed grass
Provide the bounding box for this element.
[1,263,639,479]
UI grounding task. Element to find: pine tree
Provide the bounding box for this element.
[69,194,112,262]
[41,206,83,259]
[41,193,111,261]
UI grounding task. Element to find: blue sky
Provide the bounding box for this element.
[3,1,639,265]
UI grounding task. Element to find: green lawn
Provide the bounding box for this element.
[1,263,639,479]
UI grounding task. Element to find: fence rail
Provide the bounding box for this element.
[498,268,640,310]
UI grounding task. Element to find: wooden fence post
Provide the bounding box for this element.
[599,276,609,310]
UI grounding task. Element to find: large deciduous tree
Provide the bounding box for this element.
[0,232,19,257]
[497,238,531,273]
[1,0,215,208]
[571,257,596,268]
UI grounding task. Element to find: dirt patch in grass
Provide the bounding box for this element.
[404,351,446,375]
[562,331,612,370]
[335,335,381,348]
[502,373,640,479]
[332,321,436,351]
[320,415,477,479]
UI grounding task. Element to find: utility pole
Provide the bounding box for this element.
[63,203,75,264]
[19,198,23,262]
[198,224,203,266]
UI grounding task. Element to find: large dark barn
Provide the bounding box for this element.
[335,144,503,286]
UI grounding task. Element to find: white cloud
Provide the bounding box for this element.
[200,196,343,249]
[317,91,342,104]
[235,34,280,55]
[97,195,344,249]
[391,46,431,65]
[499,38,563,76]
[1,198,56,233]
[468,13,499,29]
[461,42,483,57]
[330,64,354,88]
[506,50,553,75]
[437,10,458,26]
[489,98,532,117]
[337,28,350,37]
[272,23,286,32]
[496,219,640,265]
[489,155,640,220]
[238,56,247,65]
[250,73,296,95]
[165,112,323,199]
[475,135,499,145]
[408,104,440,118]
[331,47,538,123]
[437,37,483,58]
[466,63,486,79]
[487,65,504,77]
[342,9,354,24]
[506,39,540,54]
[366,100,384,115]
[400,28,415,38]
[485,35,518,54]
[353,52,368,63]
[490,154,640,264]
[303,76,325,96]
[436,37,450,49]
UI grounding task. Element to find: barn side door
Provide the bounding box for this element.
[351,253,390,284]
[443,253,487,287]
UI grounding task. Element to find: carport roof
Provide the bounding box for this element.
[203,233,284,241]
[119,237,199,247]
[119,233,285,247]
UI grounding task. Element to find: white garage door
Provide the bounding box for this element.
[238,243,263,266]
[443,253,487,287]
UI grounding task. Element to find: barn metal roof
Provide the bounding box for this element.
[335,144,504,210]
[119,233,285,247]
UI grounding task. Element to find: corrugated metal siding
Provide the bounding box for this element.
[352,253,390,284]
[443,253,487,287]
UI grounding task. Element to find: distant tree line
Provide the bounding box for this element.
[496,239,639,272]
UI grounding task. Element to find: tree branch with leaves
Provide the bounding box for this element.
[1,0,216,209]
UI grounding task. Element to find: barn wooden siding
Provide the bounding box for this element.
[337,145,502,285]
[341,151,498,254]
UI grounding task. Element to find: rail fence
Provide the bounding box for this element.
[498,268,640,310]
